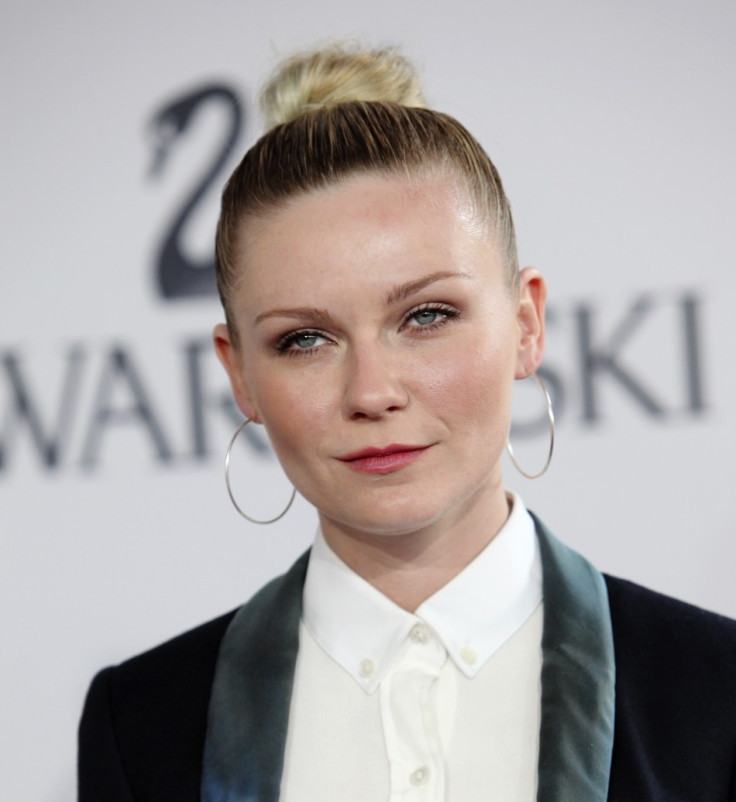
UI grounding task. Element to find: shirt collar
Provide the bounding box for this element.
[302,492,542,692]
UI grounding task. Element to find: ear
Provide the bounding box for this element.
[514,267,547,379]
[213,323,262,423]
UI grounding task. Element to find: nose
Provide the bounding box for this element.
[342,342,409,420]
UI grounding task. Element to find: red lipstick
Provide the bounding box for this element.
[337,444,431,474]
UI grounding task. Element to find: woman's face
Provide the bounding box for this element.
[215,172,545,541]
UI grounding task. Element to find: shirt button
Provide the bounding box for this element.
[410,766,430,786]
[460,646,478,666]
[359,658,376,679]
[410,623,430,644]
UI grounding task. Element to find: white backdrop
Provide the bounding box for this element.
[3,1,735,798]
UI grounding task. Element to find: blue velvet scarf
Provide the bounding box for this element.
[201,518,615,801]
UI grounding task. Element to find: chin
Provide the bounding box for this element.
[321,494,456,539]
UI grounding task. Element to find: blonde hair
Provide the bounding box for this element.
[260,44,426,128]
[216,44,519,346]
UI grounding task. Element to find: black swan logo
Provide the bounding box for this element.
[148,83,245,299]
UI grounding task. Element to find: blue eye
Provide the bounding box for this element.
[412,309,441,326]
[276,329,329,355]
[293,332,321,348]
[404,303,458,330]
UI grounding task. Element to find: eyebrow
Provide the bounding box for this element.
[254,271,473,326]
[254,307,338,326]
[383,271,474,306]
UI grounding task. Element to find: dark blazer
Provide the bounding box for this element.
[78,521,736,801]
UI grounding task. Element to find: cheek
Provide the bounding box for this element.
[249,365,336,456]
[416,334,516,430]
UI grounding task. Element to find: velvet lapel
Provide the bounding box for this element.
[201,551,309,802]
[201,517,616,801]
[533,514,616,801]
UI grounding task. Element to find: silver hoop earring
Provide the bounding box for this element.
[506,372,555,480]
[224,418,297,524]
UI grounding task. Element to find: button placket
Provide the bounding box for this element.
[380,629,447,801]
[409,765,431,787]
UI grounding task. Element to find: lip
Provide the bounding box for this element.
[337,444,433,474]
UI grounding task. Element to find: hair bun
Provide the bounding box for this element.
[260,43,427,129]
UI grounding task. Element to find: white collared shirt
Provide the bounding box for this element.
[281,492,544,801]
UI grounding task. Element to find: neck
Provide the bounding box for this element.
[319,485,511,612]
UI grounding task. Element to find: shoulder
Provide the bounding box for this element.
[104,607,239,722]
[605,573,736,708]
[603,575,736,800]
[604,573,736,669]
[79,609,238,801]
[79,552,310,800]
[92,549,311,724]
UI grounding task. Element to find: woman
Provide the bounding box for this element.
[78,45,736,801]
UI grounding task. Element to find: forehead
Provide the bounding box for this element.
[252,170,474,235]
[234,172,500,309]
